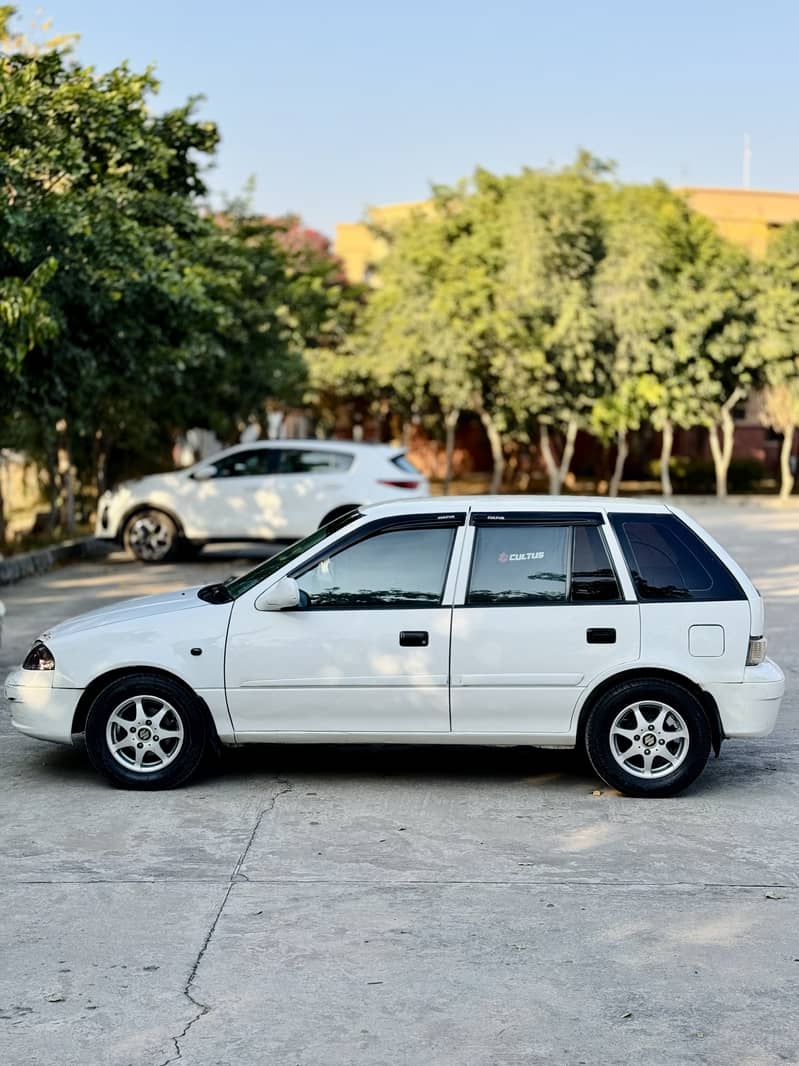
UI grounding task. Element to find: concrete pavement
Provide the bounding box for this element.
[1,505,797,1065]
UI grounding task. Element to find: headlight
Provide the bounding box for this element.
[22,640,55,671]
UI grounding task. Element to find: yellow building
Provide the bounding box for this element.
[335,186,799,283]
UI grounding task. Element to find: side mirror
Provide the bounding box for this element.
[191,465,216,481]
[255,576,301,612]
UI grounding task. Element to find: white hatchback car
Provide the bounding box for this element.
[95,440,429,562]
[9,496,784,797]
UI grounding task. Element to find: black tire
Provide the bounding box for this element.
[84,673,210,790]
[584,679,711,798]
[124,508,180,563]
[319,504,360,529]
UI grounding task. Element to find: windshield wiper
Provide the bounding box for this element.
[197,582,233,605]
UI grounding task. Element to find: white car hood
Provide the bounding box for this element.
[42,586,213,640]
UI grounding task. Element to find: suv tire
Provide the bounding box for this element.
[124,509,179,563]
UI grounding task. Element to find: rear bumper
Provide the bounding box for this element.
[5,668,81,745]
[706,659,785,739]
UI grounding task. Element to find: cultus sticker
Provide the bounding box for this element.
[498,551,545,563]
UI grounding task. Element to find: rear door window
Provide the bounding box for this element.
[467,521,621,604]
[276,449,353,474]
[468,526,569,603]
[610,514,744,602]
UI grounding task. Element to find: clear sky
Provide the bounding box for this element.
[13,0,799,240]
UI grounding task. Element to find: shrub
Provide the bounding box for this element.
[646,456,765,493]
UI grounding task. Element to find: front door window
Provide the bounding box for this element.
[296,526,455,608]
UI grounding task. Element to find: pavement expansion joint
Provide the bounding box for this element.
[11,877,797,890]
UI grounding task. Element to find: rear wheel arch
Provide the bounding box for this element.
[72,666,220,750]
[576,667,723,757]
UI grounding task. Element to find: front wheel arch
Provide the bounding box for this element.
[576,667,723,757]
[72,666,220,752]
[119,502,186,541]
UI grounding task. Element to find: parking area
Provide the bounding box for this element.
[1,500,798,1066]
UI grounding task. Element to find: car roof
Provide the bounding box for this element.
[361,495,672,517]
[212,439,402,456]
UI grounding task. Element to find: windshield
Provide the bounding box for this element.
[224,509,363,599]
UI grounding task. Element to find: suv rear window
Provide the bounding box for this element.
[391,453,421,474]
[610,514,744,602]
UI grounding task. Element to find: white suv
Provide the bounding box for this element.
[95,440,429,562]
[9,496,784,797]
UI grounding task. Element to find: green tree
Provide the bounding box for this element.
[1,10,330,536]
[751,223,799,497]
[346,178,509,493]
[496,162,610,494]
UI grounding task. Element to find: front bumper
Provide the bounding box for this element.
[5,667,81,745]
[706,658,786,739]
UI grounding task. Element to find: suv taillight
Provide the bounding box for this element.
[746,636,767,667]
[378,479,420,490]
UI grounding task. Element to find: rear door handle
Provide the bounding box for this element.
[587,627,616,644]
[400,630,429,647]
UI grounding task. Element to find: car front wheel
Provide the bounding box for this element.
[584,679,711,798]
[84,673,209,789]
[124,509,179,563]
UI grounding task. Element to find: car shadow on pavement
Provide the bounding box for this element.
[12,733,781,798]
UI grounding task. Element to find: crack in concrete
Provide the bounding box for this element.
[158,777,293,1066]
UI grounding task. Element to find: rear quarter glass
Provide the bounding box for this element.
[609,513,745,602]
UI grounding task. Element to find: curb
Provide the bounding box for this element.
[0,537,112,585]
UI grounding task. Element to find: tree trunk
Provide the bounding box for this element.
[780,426,796,500]
[659,419,674,497]
[443,408,460,496]
[95,429,108,498]
[608,428,629,498]
[478,408,505,494]
[539,420,578,495]
[560,419,578,491]
[0,458,6,550]
[708,388,743,499]
[539,424,560,494]
[56,418,75,535]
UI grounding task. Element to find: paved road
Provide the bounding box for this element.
[1,504,798,1066]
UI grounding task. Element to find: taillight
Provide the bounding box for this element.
[378,479,420,490]
[746,636,767,666]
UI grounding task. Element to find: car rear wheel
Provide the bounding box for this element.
[124,509,179,563]
[584,679,711,797]
[84,673,209,789]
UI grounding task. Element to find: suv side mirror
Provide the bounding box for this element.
[255,576,301,612]
[191,465,216,481]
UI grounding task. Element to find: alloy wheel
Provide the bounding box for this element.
[609,700,689,780]
[127,513,175,561]
[105,695,185,773]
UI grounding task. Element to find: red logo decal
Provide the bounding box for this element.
[498,552,509,563]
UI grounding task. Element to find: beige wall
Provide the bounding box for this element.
[335,186,799,282]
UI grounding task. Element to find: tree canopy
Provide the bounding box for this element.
[1,9,356,536]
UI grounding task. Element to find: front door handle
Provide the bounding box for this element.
[587,627,616,644]
[399,630,429,647]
